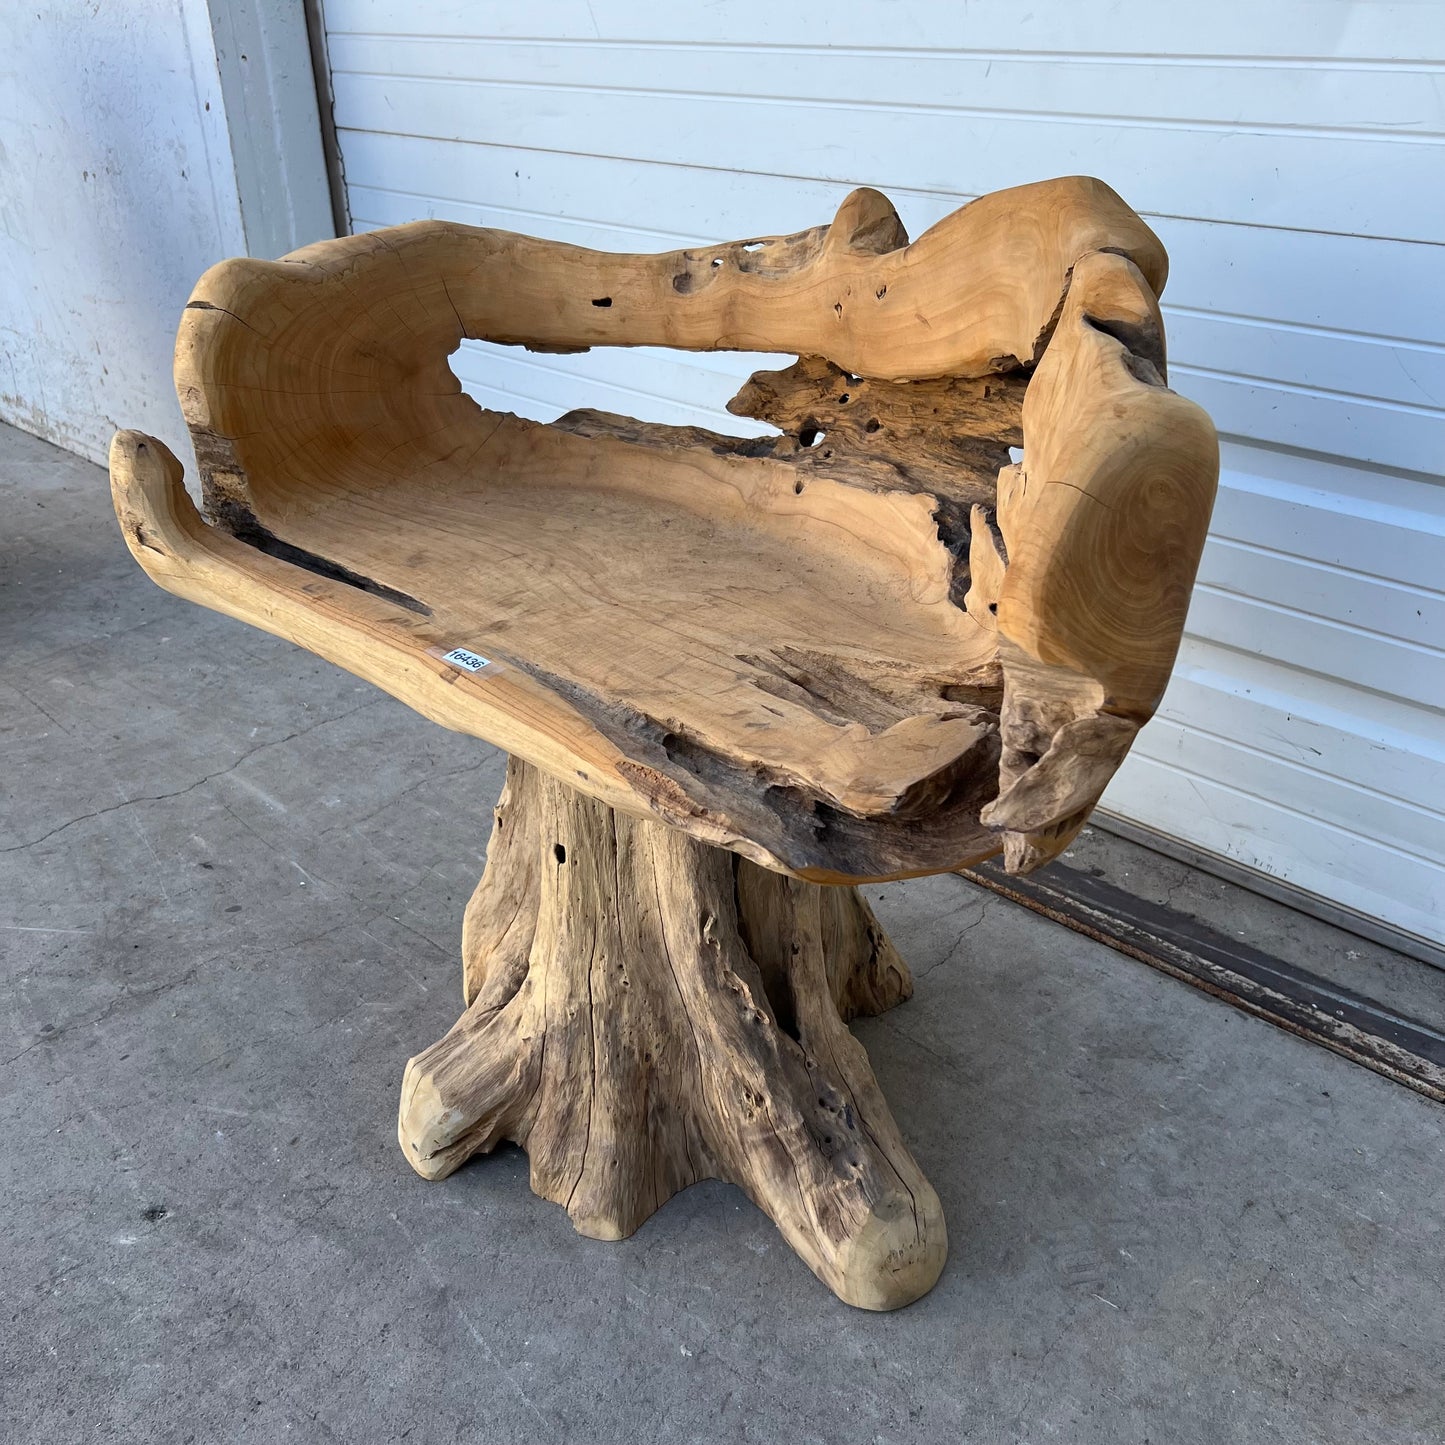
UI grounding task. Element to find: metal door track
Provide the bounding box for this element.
[958,859,1445,1104]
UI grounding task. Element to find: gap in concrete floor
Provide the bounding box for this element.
[2,421,1442,1444]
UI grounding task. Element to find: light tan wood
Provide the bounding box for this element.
[403,756,941,1311]
[983,248,1219,869]
[110,175,1217,1308]
[112,175,1213,881]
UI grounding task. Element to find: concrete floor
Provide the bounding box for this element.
[2,419,1442,1444]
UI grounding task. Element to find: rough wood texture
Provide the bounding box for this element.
[111,174,1217,883]
[401,757,940,1310]
[110,176,1218,1309]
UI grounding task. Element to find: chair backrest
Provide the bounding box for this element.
[171,175,1218,871]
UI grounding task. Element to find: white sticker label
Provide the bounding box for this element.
[440,647,491,673]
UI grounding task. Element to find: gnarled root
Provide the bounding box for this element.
[399,757,945,1310]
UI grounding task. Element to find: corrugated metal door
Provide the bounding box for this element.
[316,1,1445,950]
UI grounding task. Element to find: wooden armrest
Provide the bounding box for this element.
[108,432,684,840]
[981,250,1220,869]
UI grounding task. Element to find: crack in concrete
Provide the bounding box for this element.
[0,699,383,855]
[910,902,988,982]
[2,966,201,1067]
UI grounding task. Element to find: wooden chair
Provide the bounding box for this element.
[111,175,1217,1310]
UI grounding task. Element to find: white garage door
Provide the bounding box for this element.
[317,0,1445,951]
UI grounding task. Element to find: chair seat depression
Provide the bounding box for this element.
[112,176,1218,882]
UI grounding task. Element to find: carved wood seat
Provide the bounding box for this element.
[112,176,1218,1310]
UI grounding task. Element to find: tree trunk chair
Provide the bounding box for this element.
[110,176,1218,1311]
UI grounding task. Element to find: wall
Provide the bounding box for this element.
[0,0,333,466]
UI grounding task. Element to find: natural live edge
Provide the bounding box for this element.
[180,175,1165,386]
[109,432,788,870]
[109,176,1217,1313]
[138,174,1215,883]
[109,430,1005,884]
[986,248,1219,869]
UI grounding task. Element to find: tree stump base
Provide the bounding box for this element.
[398,757,946,1310]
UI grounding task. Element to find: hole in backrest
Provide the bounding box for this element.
[448,339,780,439]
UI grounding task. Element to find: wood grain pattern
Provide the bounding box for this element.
[115,175,1214,882]
[401,756,942,1311]
[984,249,1220,870]
[111,176,1216,1308]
